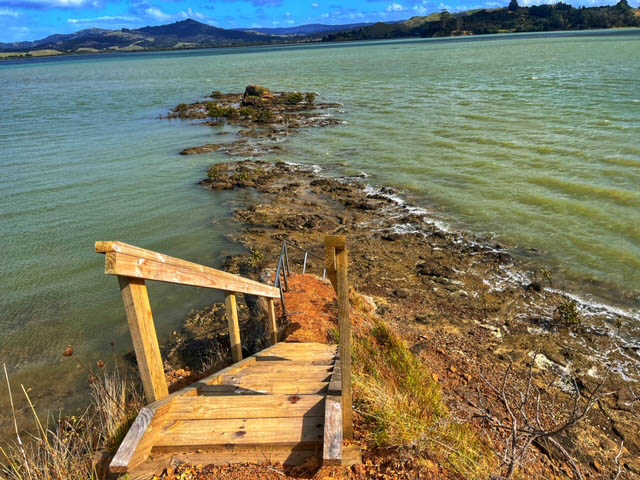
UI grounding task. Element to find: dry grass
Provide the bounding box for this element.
[0,360,142,480]
[353,317,497,479]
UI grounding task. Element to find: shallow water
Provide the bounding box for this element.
[1,29,639,427]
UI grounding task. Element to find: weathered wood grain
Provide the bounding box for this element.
[118,277,168,404]
[167,395,325,420]
[267,297,278,345]
[225,293,242,363]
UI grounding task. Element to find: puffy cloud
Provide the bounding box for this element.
[386,2,407,11]
[179,7,206,19]
[312,2,319,6]
[413,4,428,13]
[145,6,171,20]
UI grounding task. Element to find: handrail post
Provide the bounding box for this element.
[118,277,168,404]
[225,293,242,363]
[324,235,353,440]
[267,298,278,345]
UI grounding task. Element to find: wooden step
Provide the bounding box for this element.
[129,444,322,479]
[243,365,333,375]
[219,371,332,384]
[199,382,328,395]
[154,417,325,447]
[167,395,325,420]
[255,357,335,366]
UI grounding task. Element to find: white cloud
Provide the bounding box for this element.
[413,5,428,13]
[284,10,291,16]
[386,2,406,11]
[67,15,137,24]
[179,7,206,20]
[0,7,20,16]
[311,2,319,7]
[145,7,171,21]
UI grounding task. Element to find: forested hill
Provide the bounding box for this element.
[324,0,640,41]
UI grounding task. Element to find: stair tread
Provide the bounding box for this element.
[155,417,325,447]
[167,394,325,420]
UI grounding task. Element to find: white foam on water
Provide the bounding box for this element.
[545,288,640,322]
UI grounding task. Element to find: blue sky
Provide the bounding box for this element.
[1,0,636,43]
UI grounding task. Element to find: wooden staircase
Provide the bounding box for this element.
[96,238,358,479]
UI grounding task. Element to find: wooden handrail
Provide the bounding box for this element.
[96,241,280,404]
[324,235,352,441]
[96,241,280,298]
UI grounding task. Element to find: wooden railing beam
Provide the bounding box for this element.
[118,277,168,404]
[97,241,279,299]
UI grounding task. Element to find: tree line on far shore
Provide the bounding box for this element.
[324,0,640,41]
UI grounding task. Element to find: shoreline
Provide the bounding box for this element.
[171,157,640,475]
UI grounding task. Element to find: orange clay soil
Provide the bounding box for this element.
[282,273,338,344]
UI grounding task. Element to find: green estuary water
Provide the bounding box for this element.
[1,30,639,429]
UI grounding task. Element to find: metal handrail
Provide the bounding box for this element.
[273,240,327,318]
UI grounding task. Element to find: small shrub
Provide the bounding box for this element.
[207,164,228,181]
[175,103,188,114]
[238,107,256,118]
[284,92,304,105]
[252,109,274,123]
[305,92,316,104]
[553,300,581,328]
[208,104,238,119]
[211,90,223,98]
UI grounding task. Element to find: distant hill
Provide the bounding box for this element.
[236,23,379,36]
[324,0,640,41]
[0,19,280,54]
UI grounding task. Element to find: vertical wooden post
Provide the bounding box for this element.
[225,293,242,363]
[325,235,353,441]
[267,298,278,345]
[118,277,168,404]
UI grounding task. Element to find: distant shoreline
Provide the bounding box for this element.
[2,26,639,63]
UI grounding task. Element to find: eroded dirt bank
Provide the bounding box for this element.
[164,159,640,479]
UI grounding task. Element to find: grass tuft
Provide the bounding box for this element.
[1,361,142,479]
[353,317,496,479]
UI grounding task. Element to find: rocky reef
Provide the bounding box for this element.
[169,85,341,158]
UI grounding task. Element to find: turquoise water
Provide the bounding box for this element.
[1,30,639,425]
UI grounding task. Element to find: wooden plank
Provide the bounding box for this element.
[243,365,332,375]
[324,243,338,292]
[199,382,329,395]
[100,247,279,298]
[225,293,242,363]
[322,395,343,466]
[219,371,332,384]
[267,298,278,345]
[328,358,342,395]
[254,353,337,363]
[272,343,337,351]
[335,245,353,441]
[324,235,347,249]
[154,417,325,447]
[167,395,325,420]
[110,343,283,474]
[254,358,335,366]
[143,444,321,469]
[118,277,168,404]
